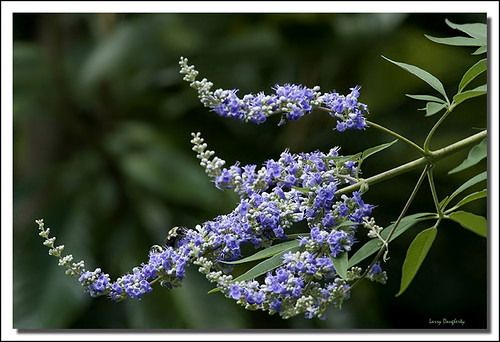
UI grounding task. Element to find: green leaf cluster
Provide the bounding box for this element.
[381,19,487,298]
[384,20,487,117]
[425,19,487,55]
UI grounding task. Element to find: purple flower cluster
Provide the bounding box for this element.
[209,83,320,125]
[60,131,377,313]
[78,268,110,297]
[74,240,199,301]
[304,227,354,257]
[188,133,375,318]
[179,57,369,130]
[222,250,351,319]
[37,127,378,318]
[37,55,379,319]
[323,86,369,132]
[72,132,375,310]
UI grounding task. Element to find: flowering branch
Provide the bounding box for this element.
[35,41,487,322]
[179,57,369,131]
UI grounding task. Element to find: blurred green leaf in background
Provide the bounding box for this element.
[11,11,488,330]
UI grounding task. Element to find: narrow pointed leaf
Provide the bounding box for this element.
[232,246,300,283]
[382,56,449,102]
[360,140,398,162]
[219,240,300,265]
[322,154,361,162]
[406,94,447,104]
[446,189,487,213]
[439,196,449,209]
[348,213,433,268]
[448,211,487,237]
[448,137,487,174]
[291,186,313,194]
[208,245,301,293]
[458,58,487,93]
[336,220,359,228]
[424,35,484,47]
[424,102,446,117]
[445,19,487,41]
[207,287,221,294]
[453,84,487,106]
[441,171,487,210]
[473,46,487,55]
[396,226,437,297]
[331,252,349,280]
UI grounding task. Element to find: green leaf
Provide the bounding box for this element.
[207,245,300,294]
[219,240,300,265]
[439,196,449,209]
[458,58,487,93]
[396,226,437,297]
[446,189,487,213]
[453,84,487,106]
[291,186,313,194]
[348,213,434,268]
[422,102,446,117]
[473,45,487,55]
[207,287,221,294]
[336,220,359,228]
[448,137,487,174]
[445,19,487,41]
[382,56,449,102]
[331,252,349,280]
[448,211,487,238]
[441,171,487,210]
[424,35,484,47]
[322,154,361,163]
[232,246,300,283]
[360,140,398,162]
[406,94,447,104]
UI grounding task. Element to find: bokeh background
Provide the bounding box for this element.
[13,12,488,329]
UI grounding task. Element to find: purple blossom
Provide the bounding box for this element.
[270,299,282,312]
[215,168,233,189]
[370,261,383,275]
[229,284,243,300]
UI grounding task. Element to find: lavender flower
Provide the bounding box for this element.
[367,261,388,285]
[179,57,369,130]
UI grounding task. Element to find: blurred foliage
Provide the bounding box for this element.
[13,13,487,329]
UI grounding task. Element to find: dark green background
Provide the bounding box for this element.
[13,13,488,329]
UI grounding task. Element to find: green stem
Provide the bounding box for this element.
[385,166,429,244]
[423,108,453,153]
[349,165,429,290]
[335,130,487,197]
[336,173,359,183]
[315,106,426,156]
[427,167,443,217]
[365,120,427,156]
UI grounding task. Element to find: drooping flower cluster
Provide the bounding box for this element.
[36,131,385,318]
[35,57,385,320]
[179,57,369,130]
[186,133,383,318]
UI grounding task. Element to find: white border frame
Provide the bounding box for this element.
[2,2,498,341]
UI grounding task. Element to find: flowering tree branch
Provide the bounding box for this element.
[35,17,487,321]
